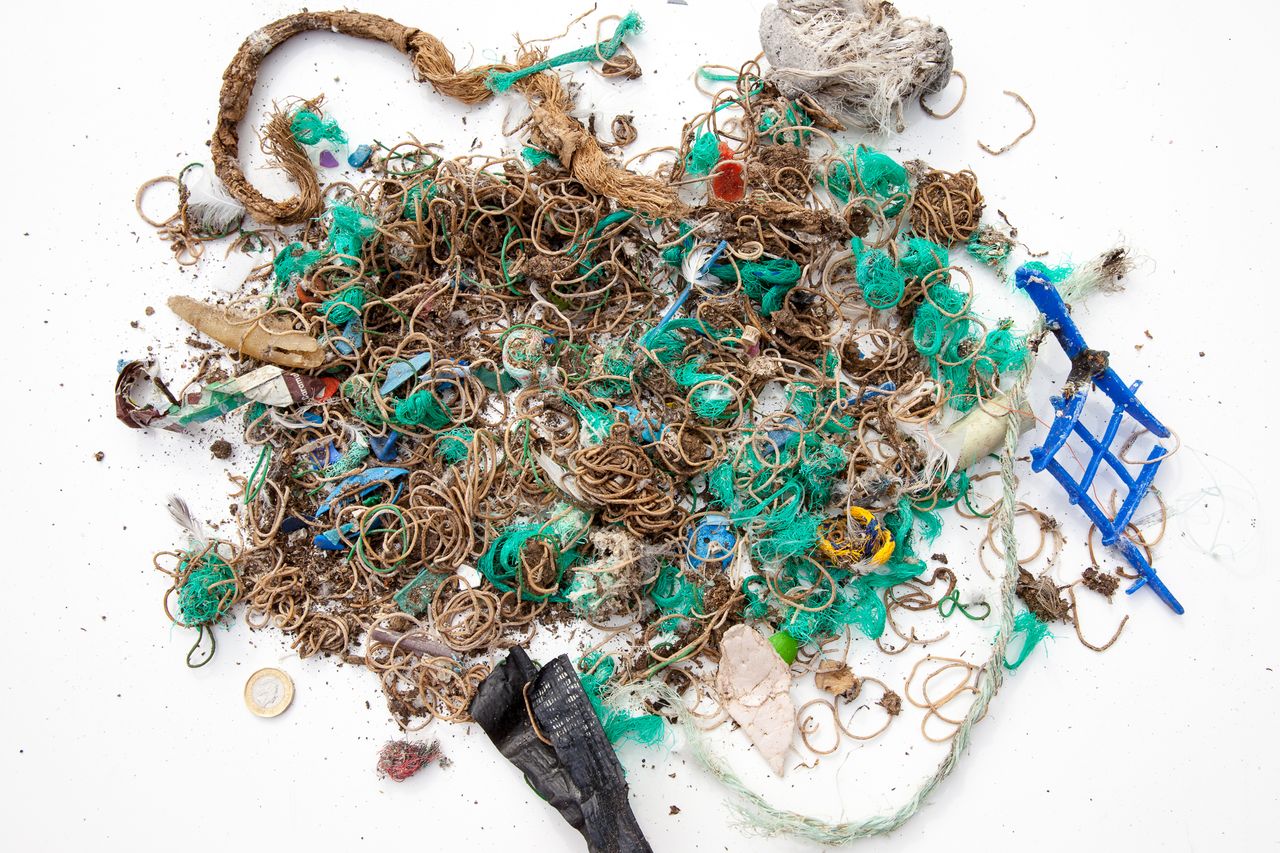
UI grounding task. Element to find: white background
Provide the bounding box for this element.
[3,0,1278,850]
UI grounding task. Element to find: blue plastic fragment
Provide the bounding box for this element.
[280,515,309,534]
[332,318,363,356]
[314,513,395,550]
[616,405,665,442]
[348,144,374,169]
[688,514,736,569]
[1015,264,1182,614]
[762,414,803,457]
[316,466,409,516]
[369,431,401,462]
[837,381,896,409]
[314,524,355,550]
[380,353,433,396]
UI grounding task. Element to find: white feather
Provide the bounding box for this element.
[167,494,206,544]
[681,244,717,289]
[186,167,246,233]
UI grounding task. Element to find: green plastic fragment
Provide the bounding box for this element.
[290,109,347,146]
[769,630,799,664]
[394,568,448,616]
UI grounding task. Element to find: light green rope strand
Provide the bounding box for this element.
[486,11,642,92]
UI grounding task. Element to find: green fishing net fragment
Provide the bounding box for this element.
[779,572,886,644]
[824,145,910,217]
[578,653,665,747]
[321,284,367,325]
[522,146,559,168]
[438,427,474,463]
[687,131,722,176]
[393,568,448,616]
[752,509,823,563]
[316,433,370,478]
[649,562,701,617]
[741,575,770,619]
[290,109,347,146]
[177,551,235,626]
[1019,260,1072,284]
[899,237,950,281]
[796,437,846,508]
[478,523,574,602]
[708,257,802,318]
[402,181,439,221]
[342,376,387,428]
[326,204,377,265]
[759,102,813,145]
[561,394,615,443]
[855,248,906,309]
[707,462,736,509]
[273,242,324,288]
[393,389,452,430]
[966,226,1013,268]
[670,359,734,420]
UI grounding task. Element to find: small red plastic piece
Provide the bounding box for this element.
[711,141,745,201]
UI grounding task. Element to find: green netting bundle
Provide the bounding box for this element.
[437,427,474,463]
[741,575,771,619]
[708,257,803,317]
[478,523,575,602]
[562,394,616,443]
[965,226,1013,269]
[649,562,701,617]
[320,284,367,325]
[899,237,950,281]
[824,145,910,217]
[578,654,666,747]
[1019,260,1073,284]
[402,181,438,220]
[854,247,906,310]
[975,323,1029,385]
[342,376,387,428]
[326,204,377,265]
[687,131,723,176]
[789,378,855,436]
[706,462,736,509]
[177,551,236,626]
[273,241,324,289]
[778,565,886,644]
[911,275,1028,412]
[753,507,823,564]
[758,101,812,146]
[795,436,847,508]
[393,389,452,429]
[316,433,370,478]
[589,340,639,397]
[884,497,943,560]
[290,108,347,146]
[912,301,947,357]
[670,359,735,420]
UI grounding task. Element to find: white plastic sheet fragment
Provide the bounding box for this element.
[715,624,796,776]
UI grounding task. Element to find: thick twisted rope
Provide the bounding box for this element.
[212,10,684,225]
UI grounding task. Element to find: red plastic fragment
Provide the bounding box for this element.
[711,142,745,201]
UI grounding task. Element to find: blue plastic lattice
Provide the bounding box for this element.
[1015,264,1183,614]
